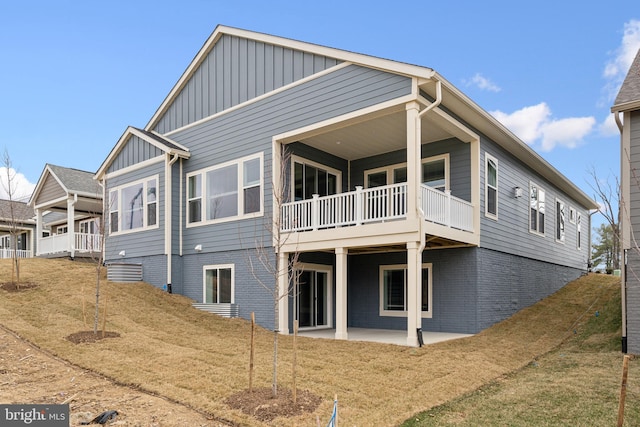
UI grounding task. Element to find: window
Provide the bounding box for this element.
[203,265,233,304]
[80,218,99,234]
[485,154,498,218]
[109,176,159,234]
[577,213,582,250]
[529,183,545,235]
[569,207,576,224]
[187,153,263,225]
[380,264,432,317]
[364,154,449,190]
[293,157,339,200]
[556,199,565,243]
[56,225,68,234]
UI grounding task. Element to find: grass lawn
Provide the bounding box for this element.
[0,258,636,426]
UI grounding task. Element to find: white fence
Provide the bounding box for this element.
[0,249,32,259]
[281,183,474,233]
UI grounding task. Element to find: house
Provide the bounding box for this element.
[0,199,36,259]
[611,48,640,355]
[28,164,103,259]
[95,25,597,346]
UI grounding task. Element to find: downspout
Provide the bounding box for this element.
[615,111,627,353]
[166,153,180,292]
[418,78,442,119]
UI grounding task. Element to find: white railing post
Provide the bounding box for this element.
[445,190,452,227]
[312,194,320,231]
[355,186,363,225]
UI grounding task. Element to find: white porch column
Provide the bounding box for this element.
[67,197,75,258]
[406,101,421,221]
[335,247,348,340]
[277,251,289,335]
[406,241,420,347]
[35,208,42,256]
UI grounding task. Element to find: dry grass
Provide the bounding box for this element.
[0,259,625,426]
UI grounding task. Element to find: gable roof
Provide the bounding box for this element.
[29,164,102,208]
[144,25,437,132]
[0,199,35,224]
[612,49,640,112]
[95,126,190,179]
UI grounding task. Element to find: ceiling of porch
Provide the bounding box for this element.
[293,108,455,161]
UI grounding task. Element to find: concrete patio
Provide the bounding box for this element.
[298,328,472,346]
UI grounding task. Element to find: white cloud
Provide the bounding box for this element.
[464,73,501,92]
[490,102,596,152]
[0,168,35,201]
[599,113,620,137]
[603,19,640,102]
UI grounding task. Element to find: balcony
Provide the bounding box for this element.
[38,232,103,256]
[281,183,474,234]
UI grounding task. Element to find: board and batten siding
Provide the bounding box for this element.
[107,134,165,174]
[174,64,412,255]
[154,34,342,134]
[104,161,165,260]
[627,110,640,354]
[479,137,589,271]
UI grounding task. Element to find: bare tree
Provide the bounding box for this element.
[246,147,301,398]
[2,149,22,287]
[588,167,621,270]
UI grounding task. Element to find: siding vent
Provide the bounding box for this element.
[192,303,239,318]
[107,263,143,282]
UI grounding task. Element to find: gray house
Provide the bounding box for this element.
[29,164,103,259]
[0,199,36,259]
[95,25,597,346]
[612,48,640,355]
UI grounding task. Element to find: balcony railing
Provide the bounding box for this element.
[0,249,32,259]
[38,232,102,256]
[281,183,474,233]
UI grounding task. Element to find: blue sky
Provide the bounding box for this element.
[1,0,638,230]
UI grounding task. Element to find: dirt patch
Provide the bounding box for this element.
[0,327,232,426]
[66,330,121,344]
[225,387,321,422]
[0,281,38,292]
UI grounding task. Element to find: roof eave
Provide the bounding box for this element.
[611,100,640,113]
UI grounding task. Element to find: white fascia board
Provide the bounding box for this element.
[611,100,640,113]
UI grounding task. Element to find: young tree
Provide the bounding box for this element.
[246,146,301,398]
[2,150,22,287]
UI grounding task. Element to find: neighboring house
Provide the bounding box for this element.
[612,48,640,355]
[95,25,597,346]
[28,164,103,259]
[0,199,36,259]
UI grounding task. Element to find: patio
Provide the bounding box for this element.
[298,328,472,346]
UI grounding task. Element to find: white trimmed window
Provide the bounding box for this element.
[485,154,498,219]
[56,225,68,234]
[577,212,582,250]
[556,199,565,243]
[292,156,340,200]
[203,264,234,304]
[569,207,576,224]
[529,182,545,235]
[379,263,432,318]
[187,153,263,225]
[109,175,159,235]
[364,154,449,191]
[79,218,99,234]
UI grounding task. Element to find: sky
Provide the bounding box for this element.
[0,1,638,232]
